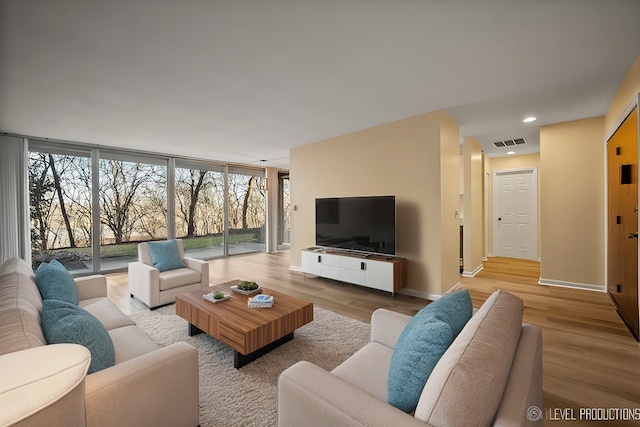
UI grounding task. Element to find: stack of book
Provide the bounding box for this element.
[248,294,274,308]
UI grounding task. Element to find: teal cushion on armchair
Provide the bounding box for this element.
[147,240,185,272]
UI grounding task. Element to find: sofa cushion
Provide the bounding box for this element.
[108,325,160,363]
[35,261,79,305]
[387,320,453,412]
[147,240,185,272]
[41,299,115,374]
[80,298,136,331]
[385,290,472,412]
[415,289,524,427]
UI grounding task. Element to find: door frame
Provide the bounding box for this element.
[492,167,539,261]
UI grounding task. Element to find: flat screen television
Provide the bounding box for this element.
[315,195,396,256]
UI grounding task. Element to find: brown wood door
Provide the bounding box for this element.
[607,107,639,340]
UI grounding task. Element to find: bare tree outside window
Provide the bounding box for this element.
[99,159,166,245]
[29,148,268,271]
[28,151,92,272]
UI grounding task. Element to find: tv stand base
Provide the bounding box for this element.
[300,248,407,295]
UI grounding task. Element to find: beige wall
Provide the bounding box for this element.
[290,111,460,297]
[462,137,484,274]
[539,116,605,287]
[605,56,640,134]
[486,153,541,258]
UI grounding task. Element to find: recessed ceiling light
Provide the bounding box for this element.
[507,151,515,155]
[523,117,537,123]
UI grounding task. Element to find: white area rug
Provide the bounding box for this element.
[130,305,370,427]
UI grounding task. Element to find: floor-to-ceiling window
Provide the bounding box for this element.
[175,161,226,259]
[28,144,93,274]
[28,141,271,273]
[98,153,167,271]
[279,172,290,248]
[227,167,266,255]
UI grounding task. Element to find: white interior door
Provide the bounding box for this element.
[492,168,538,260]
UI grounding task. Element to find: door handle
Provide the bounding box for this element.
[628,232,639,239]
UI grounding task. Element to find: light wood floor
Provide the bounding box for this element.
[106,252,640,427]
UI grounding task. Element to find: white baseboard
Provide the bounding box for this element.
[462,264,484,278]
[289,265,302,272]
[397,287,442,301]
[538,277,605,292]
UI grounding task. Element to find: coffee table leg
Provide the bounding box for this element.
[188,323,203,336]
[234,332,294,369]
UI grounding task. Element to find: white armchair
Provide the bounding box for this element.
[128,239,209,309]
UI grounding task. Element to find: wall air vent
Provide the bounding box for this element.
[493,137,526,148]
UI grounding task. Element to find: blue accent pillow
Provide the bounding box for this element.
[387,290,473,412]
[388,320,453,412]
[41,299,115,374]
[35,261,79,305]
[48,258,66,270]
[415,289,473,337]
[147,240,185,272]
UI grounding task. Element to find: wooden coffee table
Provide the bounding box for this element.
[175,280,314,368]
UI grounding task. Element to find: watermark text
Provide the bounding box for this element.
[526,406,640,422]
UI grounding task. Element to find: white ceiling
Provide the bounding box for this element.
[1,0,639,169]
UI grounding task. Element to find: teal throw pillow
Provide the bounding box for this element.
[147,240,185,272]
[415,289,473,337]
[48,258,66,270]
[35,261,79,305]
[41,299,115,374]
[388,320,453,412]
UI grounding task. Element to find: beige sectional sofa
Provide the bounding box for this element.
[0,257,200,427]
[278,289,543,427]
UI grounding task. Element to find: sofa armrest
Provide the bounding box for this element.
[0,344,91,427]
[278,361,428,427]
[183,257,210,289]
[85,342,199,427]
[128,261,160,307]
[370,308,412,349]
[75,274,108,300]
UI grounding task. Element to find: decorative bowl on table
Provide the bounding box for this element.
[203,291,231,303]
[230,280,262,295]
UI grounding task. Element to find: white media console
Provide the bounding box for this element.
[301,247,407,295]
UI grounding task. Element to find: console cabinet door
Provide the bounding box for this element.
[301,251,322,276]
[340,257,366,285]
[319,253,341,281]
[364,261,394,292]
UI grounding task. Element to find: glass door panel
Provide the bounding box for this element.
[98,158,167,271]
[175,167,226,259]
[227,171,266,255]
[28,150,93,275]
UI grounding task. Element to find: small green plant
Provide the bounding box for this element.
[238,281,259,290]
[213,291,225,300]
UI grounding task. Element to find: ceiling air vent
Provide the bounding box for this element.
[493,137,526,148]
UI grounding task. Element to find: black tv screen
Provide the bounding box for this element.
[315,196,396,256]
